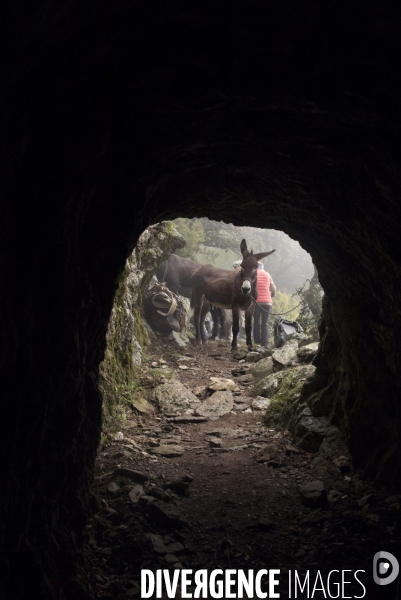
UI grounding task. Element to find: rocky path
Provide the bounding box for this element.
[87,340,400,600]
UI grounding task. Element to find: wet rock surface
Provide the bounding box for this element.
[88,339,400,599]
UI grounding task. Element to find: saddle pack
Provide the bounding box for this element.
[145,283,186,335]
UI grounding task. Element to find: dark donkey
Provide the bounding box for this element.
[157,254,228,340]
[157,254,201,299]
[191,240,275,350]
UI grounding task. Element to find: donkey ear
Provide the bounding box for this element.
[240,239,249,258]
[254,249,276,261]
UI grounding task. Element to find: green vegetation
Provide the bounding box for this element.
[264,365,315,430]
[99,257,150,431]
[174,218,206,259]
[295,268,323,341]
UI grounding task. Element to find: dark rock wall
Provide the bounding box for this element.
[99,221,185,425]
[1,1,401,598]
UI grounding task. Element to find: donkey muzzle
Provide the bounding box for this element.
[241,280,252,295]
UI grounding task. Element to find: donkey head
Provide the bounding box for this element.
[239,239,275,296]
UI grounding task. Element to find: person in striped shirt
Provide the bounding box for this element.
[253,262,276,347]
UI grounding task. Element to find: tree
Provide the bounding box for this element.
[173,218,206,259]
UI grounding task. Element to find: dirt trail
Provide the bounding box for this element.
[88,339,400,600]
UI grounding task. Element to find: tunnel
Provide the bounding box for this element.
[1,1,401,598]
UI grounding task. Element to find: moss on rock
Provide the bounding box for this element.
[98,221,186,428]
[264,364,316,430]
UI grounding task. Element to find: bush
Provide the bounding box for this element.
[294,268,323,341]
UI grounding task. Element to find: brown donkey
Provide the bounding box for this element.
[191,240,275,350]
[156,253,228,340]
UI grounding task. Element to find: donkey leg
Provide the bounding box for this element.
[245,305,254,349]
[192,290,204,344]
[209,304,218,340]
[219,309,227,339]
[200,300,210,344]
[231,307,240,350]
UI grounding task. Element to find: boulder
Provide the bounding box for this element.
[193,385,208,398]
[249,357,274,381]
[257,443,283,466]
[208,377,239,392]
[146,487,171,502]
[287,332,311,347]
[318,425,349,457]
[107,482,120,496]
[195,390,234,418]
[332,456,351,473]
[297,342,319,363]
[295,412,330,452]
[246,352,263,363]
[150,380,199,413]
[252,373,280,398]
[262,365,316,429]
[148,444,185,457]
[208,437,222,448]
[296,334,312,348]
[299,480,327,508]
[129,485,145,503]
[131,396,154,413]
[252,397,271,411]
[146,500,190,528]
[232,349,248,360]
[271,340,299,370]
[170,330,190,347]
[236,374,253,384]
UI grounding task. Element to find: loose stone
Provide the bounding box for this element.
[299,480,327,508]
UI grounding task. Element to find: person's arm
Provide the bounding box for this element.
[269,276,276,298]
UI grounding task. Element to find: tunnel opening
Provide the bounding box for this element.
[99,217,321,434]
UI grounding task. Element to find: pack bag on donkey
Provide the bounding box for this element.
[145,283,186,335]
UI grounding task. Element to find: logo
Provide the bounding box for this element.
[373,552,399,586]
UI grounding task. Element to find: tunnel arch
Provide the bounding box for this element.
[2,1,401,598]
[139,146,401,479]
